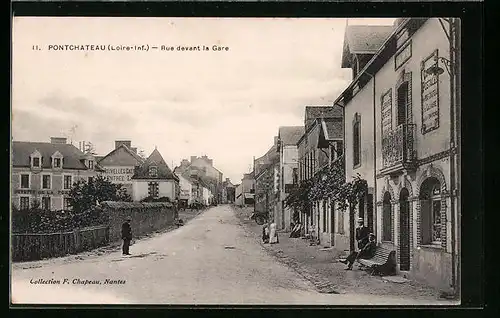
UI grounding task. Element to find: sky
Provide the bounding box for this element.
[12,17,395,184]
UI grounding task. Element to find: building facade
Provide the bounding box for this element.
[276,126,304,232]
[131,148,179,202]
[97,140,144,197]
[175,172,194,207]
[11,137,104,211]
[335,18,460,290]
[254,137,279,217]
[297,107,344,247]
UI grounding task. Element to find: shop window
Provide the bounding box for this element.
[419,177,442,245]
[20,174,30,189]
[353,114,361,167]
[382,192,393,241]
[19,196,30,210]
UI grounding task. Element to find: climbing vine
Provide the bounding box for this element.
[284,156,368,215]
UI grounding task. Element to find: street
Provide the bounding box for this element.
[12,205,450,305]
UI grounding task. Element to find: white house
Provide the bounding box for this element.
[176,172,193,207]
[131,148,179,202]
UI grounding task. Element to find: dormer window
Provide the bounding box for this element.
[51,151,63,169]
[88,160,94,170]
[30,150,42,169]
[149,166,158,177]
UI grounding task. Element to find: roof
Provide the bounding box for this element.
[97,144,144,166]
[305,106,343,121]
[335,19,427,109]
[322,118,344,140]
[12,141,104,171]
[341,25,394,68]
[131,148,179,181]
[278,126,305,146]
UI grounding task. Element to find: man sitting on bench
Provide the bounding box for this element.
[340,233,377,270]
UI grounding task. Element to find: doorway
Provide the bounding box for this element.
[399,188,411,271]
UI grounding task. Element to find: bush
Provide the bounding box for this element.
[11,206,108,234]
[140,196,171,203]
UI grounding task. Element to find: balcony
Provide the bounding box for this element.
[380,124,417,176]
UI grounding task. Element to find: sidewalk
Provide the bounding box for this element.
[13,208,206,270]
[233,206,448,302]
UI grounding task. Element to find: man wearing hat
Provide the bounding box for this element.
[121,217,133,255]
[341,233,377,270]
[355,217,370,250]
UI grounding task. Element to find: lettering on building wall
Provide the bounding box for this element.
[381,88,393,136]
[104,167,135,183]
[14,189,70,195]
[395,41,412,70]
[420,50,440,134]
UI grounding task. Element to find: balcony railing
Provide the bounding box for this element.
[381,124,417,174]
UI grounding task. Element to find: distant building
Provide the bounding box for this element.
[241,172,255,206]
[235,183,243,207]
[131,148,179,202]
[97,140,144,197]
[254,137,279,217]
[176,156,224,203]
[221,178,235,204]
[11,137,104,211]
[175,172,194,208]
[276,126,304,231]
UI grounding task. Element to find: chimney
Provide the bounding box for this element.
[50,137,67,144]
[190,156,197,163]
[274,136,278,146]
[115,140,132,149]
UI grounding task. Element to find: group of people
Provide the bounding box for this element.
[262,221,279,244]
[340,218,377,270]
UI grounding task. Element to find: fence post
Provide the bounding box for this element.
[73,228,80,253]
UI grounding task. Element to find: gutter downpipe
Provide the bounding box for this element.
[364,71,377,236]
[448,18,459,297]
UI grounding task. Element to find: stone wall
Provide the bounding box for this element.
[100,201,176,242]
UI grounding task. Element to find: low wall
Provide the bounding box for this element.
[11,225,109,262]
[100,201,176,242]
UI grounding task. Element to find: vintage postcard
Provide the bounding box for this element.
[11,17,461,305]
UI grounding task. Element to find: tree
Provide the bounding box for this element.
[67,175,131,213]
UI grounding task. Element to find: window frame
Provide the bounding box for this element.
[63,175,73,190]
[352,113,361,168]
[41,196,51,210]
[149,166,158,178]
[19,173,30,189]
[41,174,52,190]
[32,156,41,168]
[19,196,30,210]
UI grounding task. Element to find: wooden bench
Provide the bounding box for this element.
[357,246,397,276]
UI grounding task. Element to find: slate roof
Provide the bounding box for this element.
[322,118,344,140]
[97,144,144,166]
[341,25,394,68]
[305,106,343,121]
[278,126,305,146]
[131,148,178,181]
[12,141,104,171]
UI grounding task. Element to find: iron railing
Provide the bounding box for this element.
[382,124,416,168]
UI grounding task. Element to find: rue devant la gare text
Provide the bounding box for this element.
[34,44,230,52]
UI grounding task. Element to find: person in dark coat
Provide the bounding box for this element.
[121,218,132,255]
[355,218,370,250]
[341,233,377,270]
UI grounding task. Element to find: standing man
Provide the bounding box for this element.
[356,217,370,250]
[121,217,132,256]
